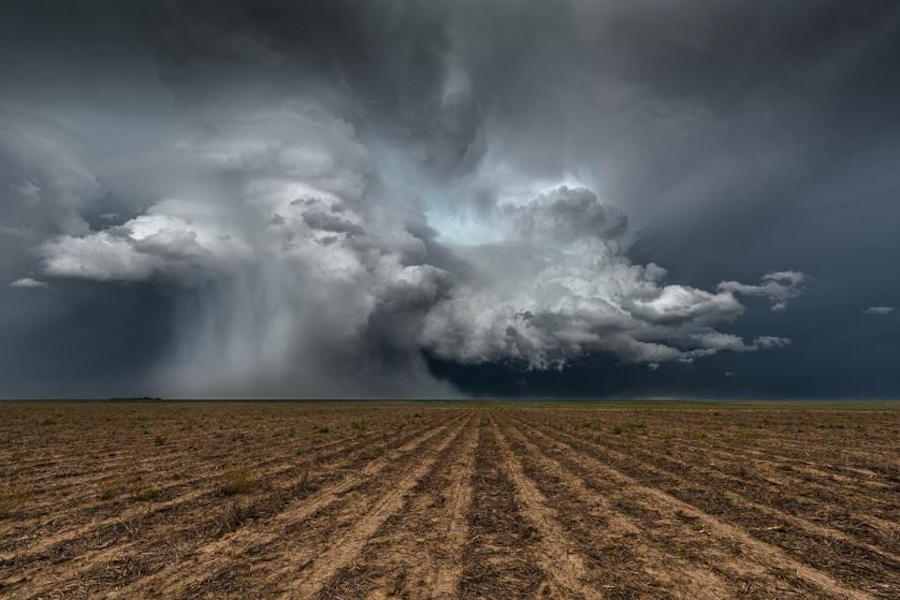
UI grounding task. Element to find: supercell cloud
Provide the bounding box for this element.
[29,104,800,394]
[2,1,899,398]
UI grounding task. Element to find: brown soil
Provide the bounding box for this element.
[0,402,897,599]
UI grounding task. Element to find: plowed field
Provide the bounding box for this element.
[1,402,898,599]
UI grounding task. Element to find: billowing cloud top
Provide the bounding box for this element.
[22,103,801,395]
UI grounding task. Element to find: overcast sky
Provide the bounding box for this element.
[2,1,898,399]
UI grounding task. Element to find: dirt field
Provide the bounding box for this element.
[0,402,897,599]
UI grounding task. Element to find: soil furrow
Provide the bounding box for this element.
[0,421,424,554]
[551,417,900,556]
[3,403,896,599]
[5,416,462,599]
[524,417,900,596]
[0,414,453,573]
[457,413,548,599]
[515,417,882,600]
[275,414,476,599]
[101,415,465,599]
[490,419,612,600]
[313,414,479,600]
[170,415,472,599]
[504,418,845,599]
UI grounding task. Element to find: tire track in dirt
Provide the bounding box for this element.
[515,417,881,600]
[3,415,463,598]
[312,413,479,600]
[526,416,900,596]
[102,414,468,599]
[457,414,548,599]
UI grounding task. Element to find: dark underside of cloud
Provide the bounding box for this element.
[1,1,899,398]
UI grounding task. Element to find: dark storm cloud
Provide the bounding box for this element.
[2,1,899,398]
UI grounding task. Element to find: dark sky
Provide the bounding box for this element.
[1,0,898,399]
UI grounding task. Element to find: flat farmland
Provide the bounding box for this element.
[0,402,898,599]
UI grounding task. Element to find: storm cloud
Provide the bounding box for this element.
[2,1,899,398]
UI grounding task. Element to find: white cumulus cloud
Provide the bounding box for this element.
[718,271,806,311]
[40,199,254,283]
[9,277,47,289]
